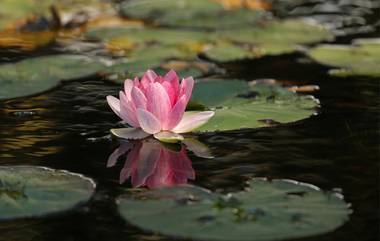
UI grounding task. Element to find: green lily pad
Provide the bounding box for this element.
[86,27,217,82]
[308,38,380,77]
[0,54,107,100]
[205,20,333,62]
[191,79,249,107]
[191,79,319,132]
[0,166,95,220]
[0,0,106,30]
[117,178,350,241]
[120,0,266,29]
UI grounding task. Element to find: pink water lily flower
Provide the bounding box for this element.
[107,69,214,143]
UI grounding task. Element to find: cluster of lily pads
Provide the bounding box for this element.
[0,165,351,241]
[1,0,379,100]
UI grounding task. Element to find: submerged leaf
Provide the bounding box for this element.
[0,166,95,220]
[117,178,350,241]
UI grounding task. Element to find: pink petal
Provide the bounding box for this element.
[141,69,158,89]
[124,79,134,100]
[136,108,161,134]
[131,86,147,109]
[180,77,194,104]
[133,77,140,87]
[146,83,171,125]
[172,111,215,133]
[164,69,180,92]
[163,95,186,130]
[106,95,122,118]
[119,91,139,127]
[161,81,176,106]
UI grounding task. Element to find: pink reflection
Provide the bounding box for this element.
[107,139,195,189]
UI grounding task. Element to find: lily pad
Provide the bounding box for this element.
[205,20,333,62]
[117,178,350,241]
[0,166,95,220]
[120,0,266,29]
[191,79,319,132]
[0,0,108,31]
[0,54,107,100]
[191,79,249,106]
[308,38,380,77]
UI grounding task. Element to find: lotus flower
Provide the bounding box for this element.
[106,69,214,143]
[107,139,196,188]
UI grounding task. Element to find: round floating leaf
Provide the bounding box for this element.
[120,0,266,29]
[192,79,319,132]
[0,55,107,100]
[191,79,249,107]
[308,38,380,77]
[0,166,96,220]
[206,20,333,62]
[117,178,350,241]
[204,42,259,62]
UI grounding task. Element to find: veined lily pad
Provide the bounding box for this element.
[191,79,319,132]
[117,178,350,241]
[0,54,107,100]
[0,166,95,220]
[120,0,266,29]
[308,38,380,77]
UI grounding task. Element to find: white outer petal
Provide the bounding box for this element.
[172,111,215,133]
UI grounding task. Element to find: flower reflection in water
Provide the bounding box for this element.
[107,138,212,189]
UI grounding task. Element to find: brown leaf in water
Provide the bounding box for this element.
[0,30,56,50]
[286,85,320,93]
[214,0,272,10]
[85,16,144,29]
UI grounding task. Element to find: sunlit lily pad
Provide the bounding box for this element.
[0,166,95,220]
[120,0,267,29]
[191,79,319,132]
[0,54,106,100]
[308,38,380,77]
[117,178,350,241]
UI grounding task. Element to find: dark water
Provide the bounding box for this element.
[0,1,379,241]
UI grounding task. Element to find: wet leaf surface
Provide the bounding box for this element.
[192,80,319,132]
[0,166,95,220]
[117,178,350,241]
[120,0,268,29]
[0,55,107,100]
